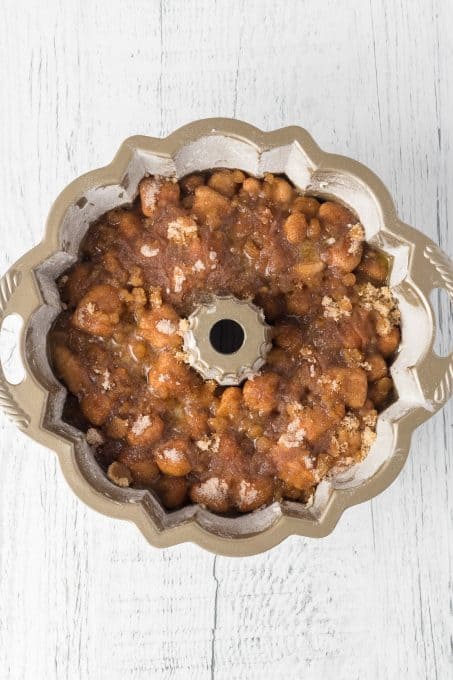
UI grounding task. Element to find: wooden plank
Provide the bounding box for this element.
[0,1,451,678]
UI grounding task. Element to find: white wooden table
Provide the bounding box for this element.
[0,1,452,678]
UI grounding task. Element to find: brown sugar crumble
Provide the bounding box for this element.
[50,169,401,514]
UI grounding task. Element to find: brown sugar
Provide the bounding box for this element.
[50,169,400,514]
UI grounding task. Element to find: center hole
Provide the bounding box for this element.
[209,319,245,354]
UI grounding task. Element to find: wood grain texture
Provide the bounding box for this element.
[0,1,452,678]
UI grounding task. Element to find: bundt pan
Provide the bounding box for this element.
[0,119,452,556]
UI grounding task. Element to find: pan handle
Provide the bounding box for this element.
[413,235,453,410]
[0,257,43,431]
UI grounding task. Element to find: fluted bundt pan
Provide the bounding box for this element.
[0,119,452,556]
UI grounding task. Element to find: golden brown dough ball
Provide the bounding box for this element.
[192,185,231,228]
[368,376,393,406]
[138,304,182,349]
[272,446,316,492]
[126,412,164,447]
[364,354,388,382]
[80,391,113,426]
[241,177,261,197]
[283,212,308,244]
[264,174,294,207]
[243,373,280,415]
[190,477,231,513]
[208,170,238,197]
[147,352,192,399]
[118,448,160,485]
[180,173,205,194]
[139,176,180,216]
[377,327,400,357]
[109,208,142,239]
[155,476,188,509]
[155,438,192,477]
[72,284,123,337]
[232,477,275,512]
[216,386,242,418]
[291,196,320,219]
[318,201,355,231]
[327,367,368,409]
